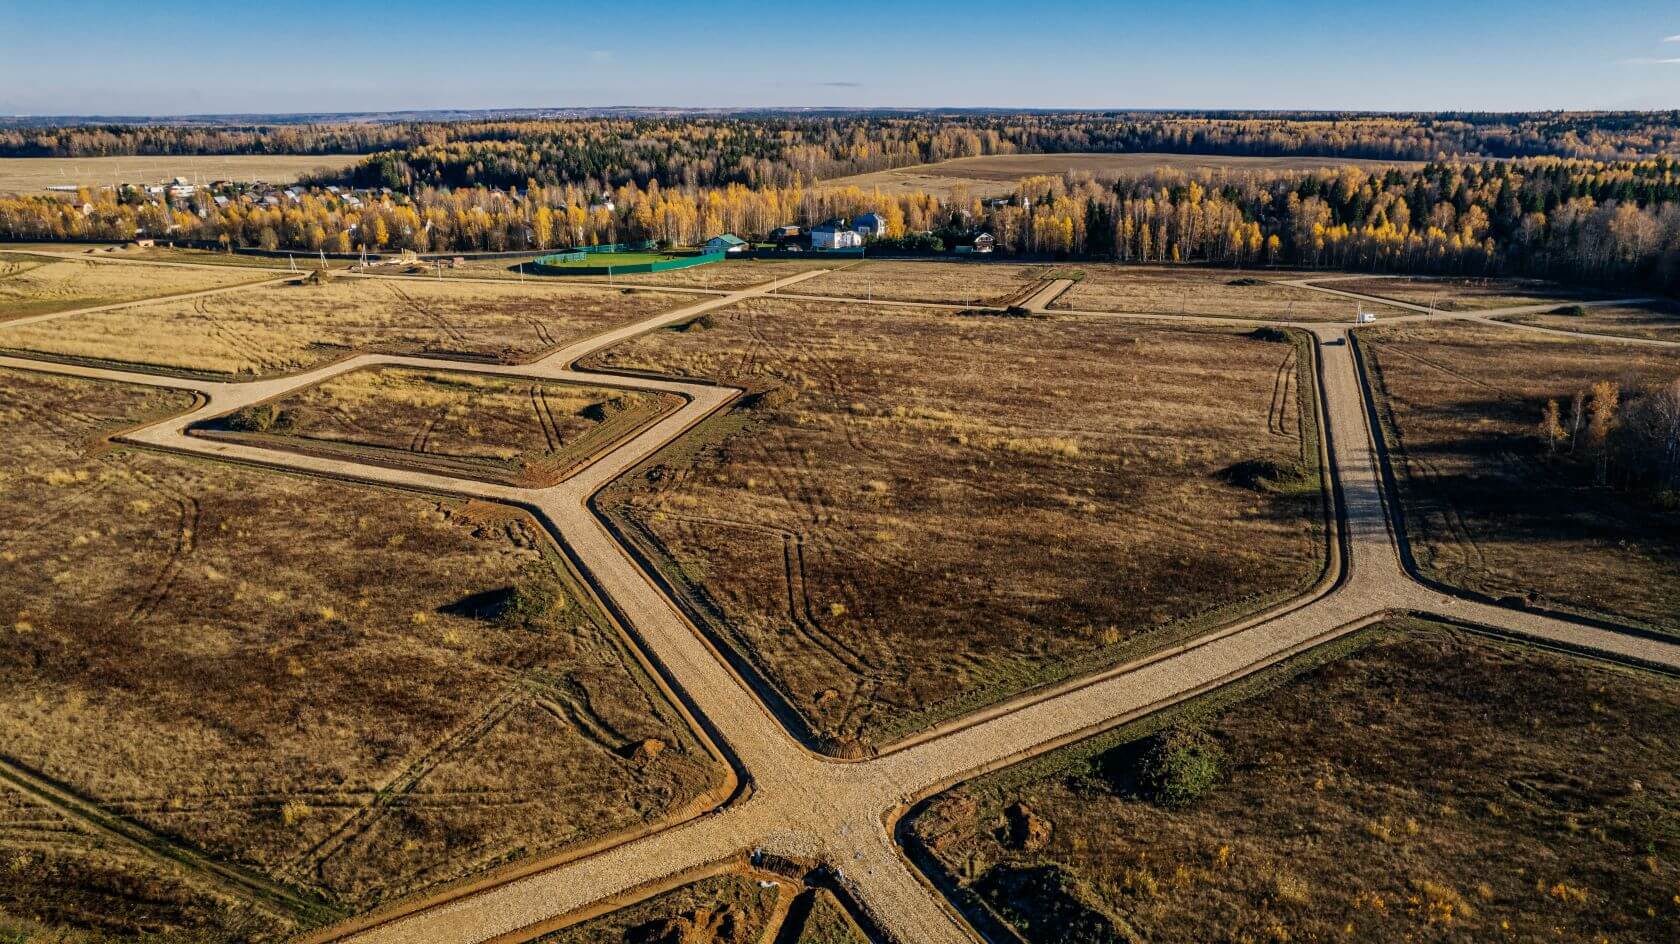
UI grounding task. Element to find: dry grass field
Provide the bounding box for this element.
[1052,265,1406,322]
[1502,300,1680,342]
[608,258,838,290]
[0,368,720,940]
[1359,320,1680,633]
[0,274,672,377]
[588,297,1326,752]
[384,255,831,291]
[0,788,286,942]
[790,260,1045,306]
[909,618,1680,944]
[0,250,273,321]
[204,367,679,487]
[790,889,871,943]
[535,873,778,943]
[817,152,1422,199]
[1333,275,1605,311]
[0,154,362,193]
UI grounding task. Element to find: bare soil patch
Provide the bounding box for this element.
[0,274,672,377]
[1502,300,1680,342]
[0,250,272,321]
[818,152,1422,200]
[201,367,680,487]
[1359,320,1680,632]
[790,260,1043,306]
[1054,265,1406,322]
[909,618,1680,944]
[587,297,1326,752]
[0,154,361,193]
[0,368,719,939]
[1334,275,1606,311]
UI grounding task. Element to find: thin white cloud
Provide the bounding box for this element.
[1664,34,1680,42]
[1623,56,1680,64]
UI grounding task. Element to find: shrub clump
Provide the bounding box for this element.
[224,404,293,433]
[1143,727,1225,809]
[1219,457,1313,493]
[1553,304,1588,317]
[494,566,571,630]
[1228,277,1266,286]
[1247,326,1291,344]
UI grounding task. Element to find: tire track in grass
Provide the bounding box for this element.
[283,687,525,888]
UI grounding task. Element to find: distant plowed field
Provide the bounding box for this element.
[819,152,1423,199]
[0,154,361,193]
[589,297,1327,752]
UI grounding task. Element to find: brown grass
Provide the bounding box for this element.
[0,154,362,193]
[203,367,681,487]
[587,297,1325,751]
[0,368,720,940]
[0,250,273,321]
[1502,300,1680,342]
[790,888,871,943]
[817,152,1423,200]
[1054,265,1408,322]
[909,618,1680,944]
[0,788,286,942]
[534,873,778,943]
[0,274,674,377]
[1335,275,1606,311]
[1359,319,1680,633]
[790,260,1044,306]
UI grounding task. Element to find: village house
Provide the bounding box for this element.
[853,212,886,239]
[811,219,862,250]
[703,233,748,254]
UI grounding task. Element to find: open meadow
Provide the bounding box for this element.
[587,296,1327,752]
[0,273,674,376]
[0,367,720,940]
[202,367,680,487]
[817,152,1423,199]
[0,250,274,320]
[1333,275,1607,311]
[0,154,362,193]
[1053,265,1408,322]
[1358,320,1680,633]
[1501,299,1680,342]
[789,260,1045,306]
[908,618,1680,944]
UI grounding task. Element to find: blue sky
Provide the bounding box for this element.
[5,0,1680,115]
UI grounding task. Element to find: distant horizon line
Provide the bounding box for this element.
[6,104,1680,125]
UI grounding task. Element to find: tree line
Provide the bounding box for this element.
[6,157,1680,292]
[9,112,1680,181]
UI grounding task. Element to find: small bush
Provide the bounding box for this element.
[1553,304,1588,317]
[1144,728,1225,809]
[495,566,570,630]
[225,404,293,433]
[1248,326,1291,343]
[1219,458,1312,493]
[1228,277,1266,286]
